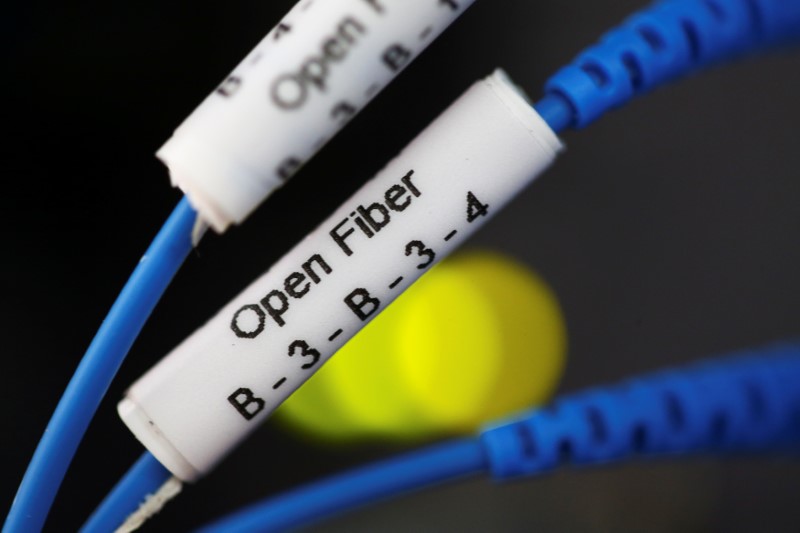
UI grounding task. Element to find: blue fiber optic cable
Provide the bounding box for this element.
[197,343,800,533]
[81,453,173,533]
[4,197,197,533]
[535,0,800,131]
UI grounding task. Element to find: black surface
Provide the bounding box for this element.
[3,1,800,531]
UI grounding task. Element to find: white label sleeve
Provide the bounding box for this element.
[121,70,563,481]
[158,0,477,232]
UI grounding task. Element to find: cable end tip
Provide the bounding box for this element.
[115,477,182,533]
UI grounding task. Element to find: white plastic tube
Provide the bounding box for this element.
[121,70,563,481]
[159,0,477,232]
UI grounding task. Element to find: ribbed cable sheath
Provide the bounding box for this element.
[542,0,800,128]
[482,343,800,479]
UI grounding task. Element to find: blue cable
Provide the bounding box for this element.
[536,0,800,129]
[482,343,800,479]
[4,197,196,533]
[81,453,172,533]
[197,342,800,533]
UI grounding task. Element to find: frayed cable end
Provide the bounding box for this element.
[115,477,183,533]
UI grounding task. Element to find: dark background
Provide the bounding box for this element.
[3,0,800,531]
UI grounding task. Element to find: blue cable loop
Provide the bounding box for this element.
[481,343,800,480]
[541,0,800,129]
[4,197,196,533]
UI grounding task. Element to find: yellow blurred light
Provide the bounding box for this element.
[454,251,566,422]
[275,249,566,443]
[393,266,503,434]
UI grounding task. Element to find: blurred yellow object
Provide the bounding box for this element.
[275,250,566,443]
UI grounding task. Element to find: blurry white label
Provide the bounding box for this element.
[159,0,477,232]
[122,70,563,481]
